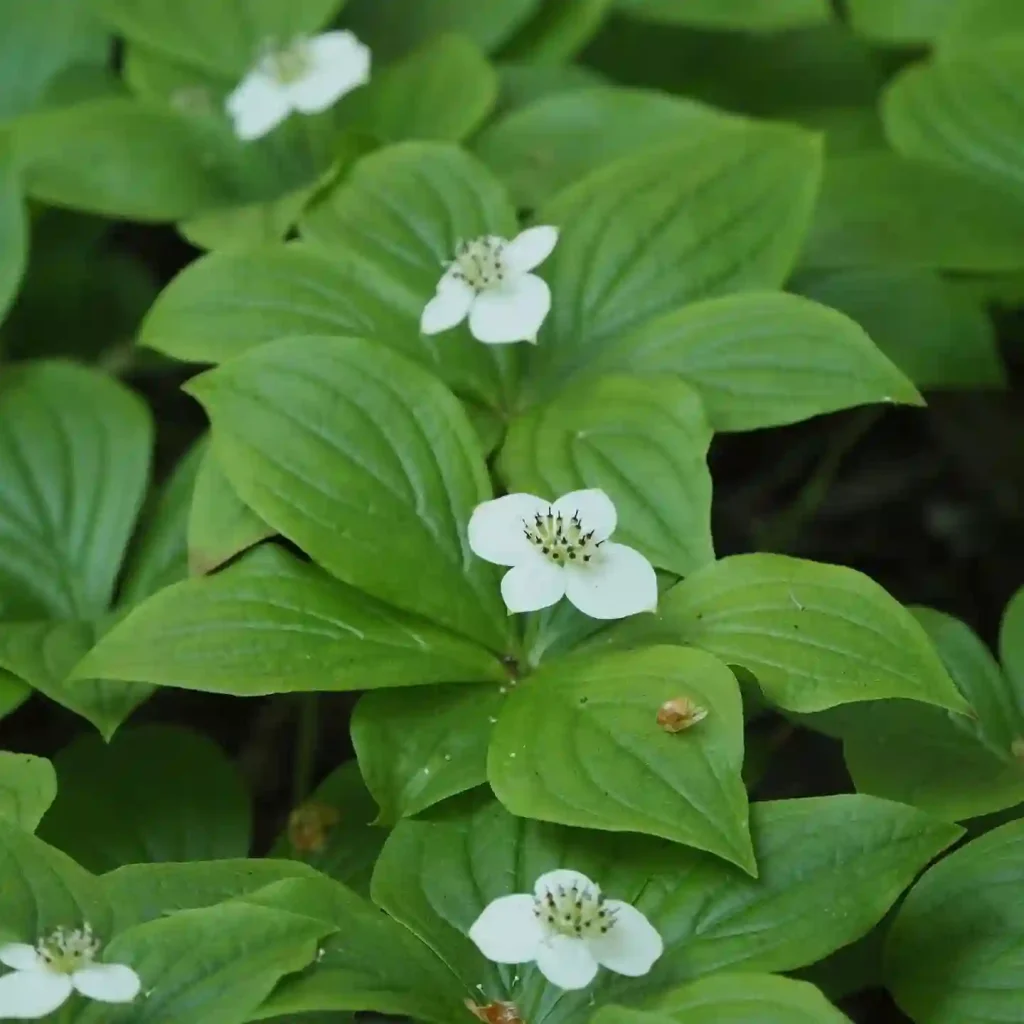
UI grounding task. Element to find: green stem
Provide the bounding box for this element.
[292,693,319,805]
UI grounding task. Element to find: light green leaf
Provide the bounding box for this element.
[0,619,152,737]
[340,35,497,142]
[75,546,506,695]
[188,336,511,650]
[568,291,921,432]
[938,0,1024,50]
[0,821,110,944]
[94,0,342,76]
[188,439,274,576]
[490,645,752,870]
[885,818,1024,1024]
[352,684,505,824]
[999,584,1024,693]
[269,761,388,898]
[0,672,30,721]
[803,152,1024,271]
[589,554,969,714]
[500,374,714,577]
[524,123,823,399]
[614,0,831,31]
[495,61,608,114]
[0,362,152,619]
[795,267,1006,390]
[845,0,956,43]
[0,142,27,323]
[38,725,250,871]
[500,0,614,65]
[0,752,56,832]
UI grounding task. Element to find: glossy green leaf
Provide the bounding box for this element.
[0,362,152,619]
[500,375,713,576]
[569,291,920,432]
[188,336,511,650]
[500,0,614,65]
[76,546,505,695]
[38,725,250,872]
[490,646,754,871]
[795,267,1006,390]
[803,152,1024,271]
[188,440,274,575]
[590,554,969,714]
[885,818,1024,1024]
[352,684,505,824]
[524,123,823,399]
[0,143,27,323]
[615,0,831,31]
[0,752,56,832]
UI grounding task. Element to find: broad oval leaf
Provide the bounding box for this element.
[188,336,511,650]
[0,362,152,619]
[499,374,714,576]
[885,818,1024,1024]
[524,122,823,399]
[489,645,754,872]
[0,752,56,832]
[75,545,507,695]
[590,554,969,714]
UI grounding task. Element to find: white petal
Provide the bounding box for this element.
[287,31,371,113]
[551,489,617,543]
[468,894,542,964]
[0,968,72,1018]
[501,559,566,614]
[72,963,141,1003]
[0,944,43,970]
[420,275,475,335]
[468,275,551,344]
[564,542,658,620]
[225,70,292,141]
[533,869,598,899]
[469,493,550,566]
[534,935,599,990]
[585,900,663,977]
[503,226,559,274]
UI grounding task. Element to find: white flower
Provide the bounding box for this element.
[468,488,658,619]
[0,924,140,1019]
[469,869,663,991]
[420,226,558,344]
[226,31,371,141]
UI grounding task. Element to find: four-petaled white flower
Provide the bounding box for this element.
[469,869,663,991]
[420,226,558,344]
[468,488,658,619]
[226,31,371,141]
[0,924,140,1019]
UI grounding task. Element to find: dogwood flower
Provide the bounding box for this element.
[226,31,371,141]
[420,226,558,344]
[468,488,657,619]
[469,869,663,990]
[0,924,140,1019]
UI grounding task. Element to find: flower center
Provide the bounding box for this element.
[533,878,616,939]
[36,925,99,975]
[449,237,508,292]
[522,508,601,566]
[266,39,314,84]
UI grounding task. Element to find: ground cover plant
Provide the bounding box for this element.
[0,0,1023,1022]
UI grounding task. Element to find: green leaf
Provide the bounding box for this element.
[565,291,921,433]
[590,554,969,714]
[75,546,506,695]
[999,583,1024,693]
[70,901,331,1024]
[188,440,274,576]
[803,152,1024,272]
[0,143,27,323]
[0,672,30,721]
[352,684,505,824]
[0,619,152,737]
[37,724,250,872]
[0,821,110,944]
[340,35,497,142]
[0,751,56,832]
[94,0,342,76]
[614,0,831,31]
[938,0,1024,50]
[500,0,614,65]
[0,362,152,619]
[524,123,823,400]
[495,61,608,114]
[845,0,956,43]
[188,336,511,650]
[885,818,1024,1024]
[269,761,389,898]
[500,375,713,576]
[490,645,752,870]
[795,267,1006,390]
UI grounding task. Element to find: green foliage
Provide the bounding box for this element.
[0,751,56,831]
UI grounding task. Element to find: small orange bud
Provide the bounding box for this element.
[657,696,708,733]
[287,801,340,854]
[466,999,524,1024]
